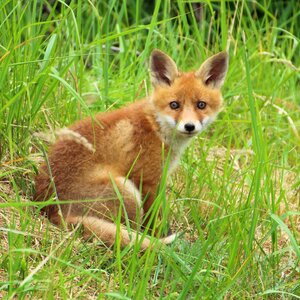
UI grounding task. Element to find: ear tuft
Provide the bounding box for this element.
[150,50,178,87]
[196,51,229,89]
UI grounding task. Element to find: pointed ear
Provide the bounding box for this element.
[196,51,229,89]
[150,49,178,87]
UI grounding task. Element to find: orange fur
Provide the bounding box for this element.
[34,49,229,249]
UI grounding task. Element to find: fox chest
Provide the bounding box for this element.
[168,151,181,174]
[130,140,187,185]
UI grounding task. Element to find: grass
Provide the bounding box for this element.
[0,0,299,298]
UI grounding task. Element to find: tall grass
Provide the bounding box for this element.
[0,0,299,299]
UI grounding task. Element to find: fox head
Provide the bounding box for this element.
[149,49,228,141]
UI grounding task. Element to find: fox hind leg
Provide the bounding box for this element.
[46,174,176,249]
[56,175,143,239]
[65,215,176,249]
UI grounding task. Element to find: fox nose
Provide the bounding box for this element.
[184,123,195,132]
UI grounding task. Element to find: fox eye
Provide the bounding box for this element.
[169,101,180,110]
[197,101,206,109]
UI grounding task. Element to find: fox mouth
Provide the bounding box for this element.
[178,131,199,137]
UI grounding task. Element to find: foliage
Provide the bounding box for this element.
[0,0,299,299]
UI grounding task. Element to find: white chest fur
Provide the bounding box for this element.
[167,137,191,173]
[154,112,193,173]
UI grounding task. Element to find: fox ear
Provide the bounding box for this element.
[150,50,178,87]
[196,51,229,89]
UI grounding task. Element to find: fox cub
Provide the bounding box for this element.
[34,49,228,249]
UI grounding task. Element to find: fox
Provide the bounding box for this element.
[34,49,229,249]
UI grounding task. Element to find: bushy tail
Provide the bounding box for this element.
[65,215,176,250]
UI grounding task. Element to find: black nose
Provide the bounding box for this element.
[184,123,195,132]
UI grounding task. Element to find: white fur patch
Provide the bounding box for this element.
[115,177,142,209]
[160,233,177,245]
[155,112,218,173]
[201,115,216,129]
[155,112,179,145]
[155,113,217,141]
[177,120,203,134]
[155,113,192,173]
[56,128,95,153]
[177,114,216,135]
[155,113,176,132]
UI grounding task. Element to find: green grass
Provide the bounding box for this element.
[1,0,299,299]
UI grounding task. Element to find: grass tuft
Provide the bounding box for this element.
[0,0,299,298]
